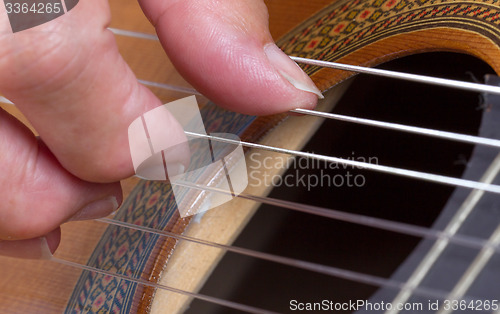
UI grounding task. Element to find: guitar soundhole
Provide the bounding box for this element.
[187,52,492,313]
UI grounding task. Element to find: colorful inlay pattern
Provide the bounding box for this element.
[65,104,256,313]
[67,0,500,312]
[278,0,500,74]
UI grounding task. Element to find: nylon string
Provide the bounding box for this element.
[388,152,500,313]
[107,27,500,96]
[0,26,497,313]
[107,26,500,313]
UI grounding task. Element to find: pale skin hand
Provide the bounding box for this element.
[0,0,321,258]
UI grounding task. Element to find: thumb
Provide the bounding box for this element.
[139,0,322,115]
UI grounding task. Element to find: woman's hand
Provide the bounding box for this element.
[0,0,321,258]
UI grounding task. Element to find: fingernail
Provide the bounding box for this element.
[70,196,119,222]
[264,44,324,99]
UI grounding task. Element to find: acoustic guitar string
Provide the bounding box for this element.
[2,93,498,193]
[50,257,279,314]
[108,27,159,41]
[184,130,500,194]
[94,174,500,306]
[0,16,484,313]
[92,217,460,301]
[290,108,500,149]
[78,187,499,313]
[135,79,500,149]
[168,180,497,253]
[107,27,500,194]
[49,172,498,313]
[107,26,500,311]
[3,91,499,149]
[438,224,500,314]
[290,56,500,95]
[112,28,500,149]
[138,79,202,96]
[85,173,500,307]
[90,170,497,312]
[108,27,500,96]
[0,26,493,313]
[112,28,500,160]
[2,61,498,246]
[87,174,495,311]
[47,251,481,314]
[93,76,500,150]
[104,178,500,304]
[388,153,500,313]
[3,55,499,312]
[106,27,500,309]
[97,174,500,298]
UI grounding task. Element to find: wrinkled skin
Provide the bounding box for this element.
[0,0,320,258]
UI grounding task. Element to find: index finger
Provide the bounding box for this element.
[138,0,322,115]
[0,0,186,182]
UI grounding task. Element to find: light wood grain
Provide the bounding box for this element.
[1,0,500,312]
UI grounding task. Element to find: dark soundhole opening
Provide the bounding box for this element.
[186,52,492,313]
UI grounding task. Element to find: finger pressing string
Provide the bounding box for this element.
[109,26,500,96]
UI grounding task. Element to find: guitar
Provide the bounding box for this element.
[1,0,500,313]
